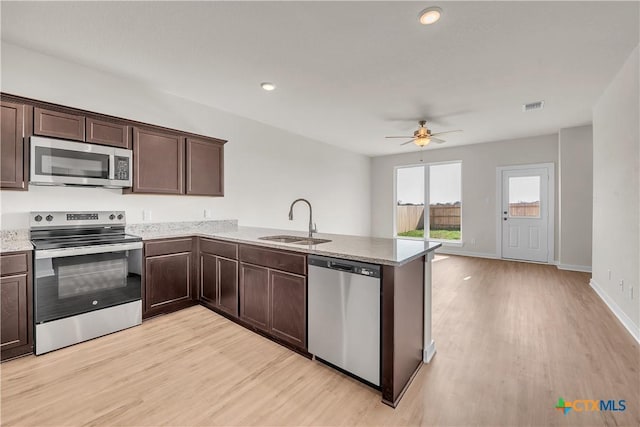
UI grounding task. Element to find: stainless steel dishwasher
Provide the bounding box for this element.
[308,255,381,386]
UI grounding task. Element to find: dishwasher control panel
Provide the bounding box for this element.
[308,255,381,278]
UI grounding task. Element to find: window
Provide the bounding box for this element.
[508,176,540,218]
[395,162,462,242]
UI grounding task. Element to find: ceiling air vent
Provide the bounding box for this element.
[523,100,545,112]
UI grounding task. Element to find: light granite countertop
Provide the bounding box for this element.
[130,225,441,266]
[0,229,33,254]
[0,221,441,265]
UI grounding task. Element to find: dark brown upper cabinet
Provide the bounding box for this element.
[86,117,131,149]
[186,137,224,196]
[34,107,85,141]
[1,101,31,190]
[132,127,185,194]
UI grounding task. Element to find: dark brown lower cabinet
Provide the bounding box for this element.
[269,270,306,348]
[144,238,196,318]
[239,260,307,349]
[239,263,270,332]
[200,252,238,317]
[1,251,33,361]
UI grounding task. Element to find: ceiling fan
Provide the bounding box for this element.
[385,120,462,147]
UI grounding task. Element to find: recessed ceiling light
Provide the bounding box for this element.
[418,6,442,25]
[261,82,276,91]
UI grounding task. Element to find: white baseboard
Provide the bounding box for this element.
[557,263,592,273]
[435,248,498,260]
[423,340,436,363]
[589,279,640,344]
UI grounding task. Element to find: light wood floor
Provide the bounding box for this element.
[2,255,638,426]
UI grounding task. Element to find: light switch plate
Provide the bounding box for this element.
[143,210,152,221]
[204,209,212,219]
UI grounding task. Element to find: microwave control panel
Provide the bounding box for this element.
[114,156,130,181]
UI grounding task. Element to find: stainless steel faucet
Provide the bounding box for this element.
[288,198,317,238]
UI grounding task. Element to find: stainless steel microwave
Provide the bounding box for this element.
[30,136,132,188]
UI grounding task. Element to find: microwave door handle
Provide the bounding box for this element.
[108,154,115,180]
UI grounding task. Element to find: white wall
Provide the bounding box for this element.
[558,125,593,270]
[371,134,559,258]
[0,42,371,236]
[592,45,639,337]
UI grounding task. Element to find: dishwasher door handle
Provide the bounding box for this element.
[328,262,354,272]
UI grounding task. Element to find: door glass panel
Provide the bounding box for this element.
[396,166,424,238]
[429,163,462,240]
[35,147,109,179]
[509,176,540,217]
[35,249,142,323]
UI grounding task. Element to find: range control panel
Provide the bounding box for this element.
[30,211,127,228]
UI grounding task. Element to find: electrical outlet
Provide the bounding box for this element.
[470,238,476,245]
[143,210,152,221]
[630,286,634,300]
[204,209,212,219]
[608,269,612,280]
[619,280,624,291]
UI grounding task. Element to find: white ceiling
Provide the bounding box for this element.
[1,1,638,156]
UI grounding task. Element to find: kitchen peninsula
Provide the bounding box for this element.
[1,219,440,408]
[126,222,441,407]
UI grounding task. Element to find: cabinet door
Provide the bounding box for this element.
[1,101,28,190]
[186,137,224,196]
[239,263,270,332]
[199,252,218,307]
[217,257,238,316]
[133,127,185,194]
[145,252,192,313]
[1,274,29,351]
[34,107,85,141]
[86,117,131,149]
[270,270,306,348]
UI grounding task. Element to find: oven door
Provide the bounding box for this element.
[34,242,143,324]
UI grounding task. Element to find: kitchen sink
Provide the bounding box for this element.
[258,235,307,243]
[258,235,331,245]
[291,238,332,245]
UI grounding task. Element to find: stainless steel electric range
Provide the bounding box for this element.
[30,211,143,355]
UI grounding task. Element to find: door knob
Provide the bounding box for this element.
[503,218,508,221]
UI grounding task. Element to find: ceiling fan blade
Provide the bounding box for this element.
[431,137,446,144]
[400,140,415,146]
[386,136,413,139]
[430,130,462,137]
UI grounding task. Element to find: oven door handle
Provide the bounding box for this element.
[35,242,143,259]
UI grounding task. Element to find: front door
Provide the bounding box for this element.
[501,167,550,262]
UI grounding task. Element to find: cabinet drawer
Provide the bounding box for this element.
[86,117,131,149]
[34,107,85,141]
[239,245,306,275]
[0,252,29,276]
[200,238,237,259]
[145,238,193,257]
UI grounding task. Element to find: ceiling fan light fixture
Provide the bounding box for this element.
[414,137,431,147]
[418,6,442,25]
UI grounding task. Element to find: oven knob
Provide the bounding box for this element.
[46,215,53,222]
[117,214,124,220]
[34,215,42,222]
[92,300,98,306]
[109,214,115,220]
